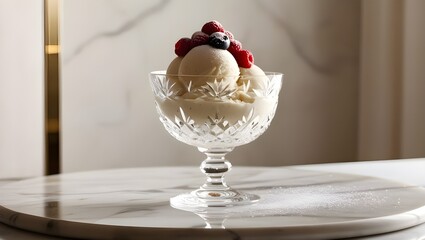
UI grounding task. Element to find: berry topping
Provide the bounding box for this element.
[235,50,254,68]
[191,31,208,39]
[208,32,230,50]
[172,20,255,68]
[224,31,234,40]
[190,32,209,48]
[227,39,242,55]
[174,37,192,57]
[201,21,225,35]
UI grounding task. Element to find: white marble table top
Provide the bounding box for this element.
[1,158,425,240]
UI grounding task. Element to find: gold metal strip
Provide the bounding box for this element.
[44,0,61,175]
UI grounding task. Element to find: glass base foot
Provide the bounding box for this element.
[170,189,259,208]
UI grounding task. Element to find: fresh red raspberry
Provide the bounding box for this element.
[227,39,242,55]
[191,31,206,38]
[175,37,192,57]
[235,50,254,68]
[201,21,225,35]
[190,31,209,48]
[224,31,234,40]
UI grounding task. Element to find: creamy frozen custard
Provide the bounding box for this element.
[154,21,280,147]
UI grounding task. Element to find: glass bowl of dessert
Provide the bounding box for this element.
[149,21,283,209]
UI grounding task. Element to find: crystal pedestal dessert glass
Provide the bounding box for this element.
[149,71,282,208]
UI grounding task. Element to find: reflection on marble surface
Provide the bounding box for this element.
[1,166,425,240]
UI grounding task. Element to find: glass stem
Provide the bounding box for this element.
[198,147,234,192]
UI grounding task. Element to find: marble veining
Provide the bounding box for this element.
[255,1,329,74]
[1,167,425,240]
[61,1,361,172]
[64,0,171,63]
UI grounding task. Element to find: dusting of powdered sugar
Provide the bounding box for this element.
[203,183,392,219]
[246,184,390,217]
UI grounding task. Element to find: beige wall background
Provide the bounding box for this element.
[358,0,425,160]
[61,0,360,172]
[1,0,423,178]
[60,0,425,173]
[0,0,44,179]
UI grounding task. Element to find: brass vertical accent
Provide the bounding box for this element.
[44,0,61,175]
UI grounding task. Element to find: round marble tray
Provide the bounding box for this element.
[1,167,425,240]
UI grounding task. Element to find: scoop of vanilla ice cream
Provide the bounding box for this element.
[238,64,268,91]
[165,57,185,95]
[167,56,182,75]
[178,45,240,90]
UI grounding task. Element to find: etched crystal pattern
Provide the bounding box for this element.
[156,104,277,148]
[149,71,282,207]
[150,72,282,148]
